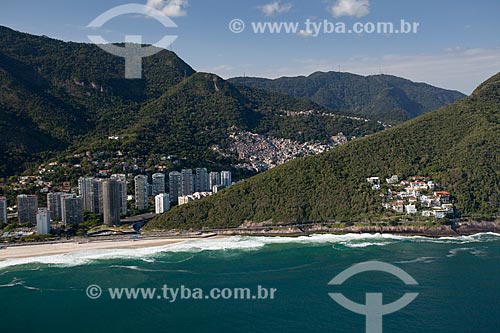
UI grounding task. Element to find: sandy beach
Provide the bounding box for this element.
[0,237,202,261]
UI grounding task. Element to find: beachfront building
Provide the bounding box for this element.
[134,175,149,210]
[155,193,170,214]
[47,192,66,221]
[78,177,103,214]
[169,171,182,203]
[61,195,83,225]
[36,208,51,235]
[110,174,128,215]
[0,197,7,223]
[17,194,38,224]
[152,173,166,196]
[103,180,121,226]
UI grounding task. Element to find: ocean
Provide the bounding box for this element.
[1,233,499,333]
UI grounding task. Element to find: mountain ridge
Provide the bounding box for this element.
[229,71,466,123]
[0,25,385,177]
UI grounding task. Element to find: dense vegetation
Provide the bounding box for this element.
[0,26,383,177]
[148,73,500,230]
[230,72,466,123]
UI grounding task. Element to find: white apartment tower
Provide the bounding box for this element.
[155,193,170,214]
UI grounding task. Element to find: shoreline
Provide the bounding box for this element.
[1,221,498,262]
[0,236,221,261]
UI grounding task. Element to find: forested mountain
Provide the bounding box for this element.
[0,26,383,177]
[149,73,500,230]
[230,72,466,123]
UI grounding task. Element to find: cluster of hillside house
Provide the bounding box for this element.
[367,175,455,218]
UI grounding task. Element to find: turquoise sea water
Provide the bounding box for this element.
[1,233,499,333]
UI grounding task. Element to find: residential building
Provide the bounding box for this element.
[209,172,221,190]
[169,171,182,203]
[155,194,170,214]
[221,171,232,187]
[61,195,83,225]
[36,208,51,235]
[152,173,166,196]
[0,197,7,223]
[392,201,405,213]
[405,205,418,215]
[386,175,399,184]
[134,175,149,210]
[103,180,121,226]
[410,182,428,190]
[367,177,380,190]
[178,195,195,206]
[47,192,65,221]
[78,177,103,213]
[147,183,153,197]
[178,192,212,206]
[212,185,226,194]
[181,169,194,196]
[17,194,38,224]
[110,174,128,215]
[195,168,210,193]
[434,192,451,204]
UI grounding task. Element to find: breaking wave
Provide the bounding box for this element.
[0,233,498,270]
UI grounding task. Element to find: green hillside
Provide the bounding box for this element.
[230,72,466,123]
[0,26,384,177]
[148,73,500,230]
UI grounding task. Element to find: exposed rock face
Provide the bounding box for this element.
[220,221,500,237]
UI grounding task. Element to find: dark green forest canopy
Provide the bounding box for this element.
[148,72,500,230]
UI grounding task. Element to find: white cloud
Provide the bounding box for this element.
[259,1,293,16]
[297,30,314,37]
[329,0,370,18]
[146,0,188,17]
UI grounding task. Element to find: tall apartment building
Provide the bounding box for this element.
[221,171,232,187]
[17,194,38,224]
[134,175,149,210]
[61,195,83,225]
[195,168,210,193]
[152,173,166,196]
[103,180,121,226]
[155,193,170,214]
[36,208,51,235]
[111,174,128,215]
[78,177,103,214]
[169,171,182,203]
[47,192,65,221]
[209,172,221,191]
[181,169,194,197]
[0,197,7,224]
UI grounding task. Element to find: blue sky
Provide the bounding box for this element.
[1,0,500,94]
